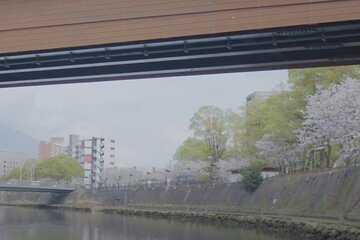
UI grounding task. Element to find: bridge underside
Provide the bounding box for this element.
[1,20,360,87]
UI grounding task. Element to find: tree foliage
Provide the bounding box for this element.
[189,105,229,162]
[174,138,208,161]
[35,154,83,182]
[256,134,303,173]
[242,66,359,172]
[240,92,303,172]
[175,65,360,177]
[288,66,360,106]
[296,78,360,167]
[175,105,243,179]
[4,160,35,180]
[241,164,264,192]
[240,98,267,160]
[225,110,244,160]
[175,106,240,162]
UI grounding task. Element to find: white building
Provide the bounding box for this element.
[74,137,104,190]
[0,151,26,177]
[103,138,118,168]
[69,135,117,190]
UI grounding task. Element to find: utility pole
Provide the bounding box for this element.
[128,174,131,188]
[164,169,170,186]
[146,172,150,188]
[30,161,34,182]
[19,167,22,183]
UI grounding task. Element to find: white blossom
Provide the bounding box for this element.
[256,134,302,172]
[296,78,360,165]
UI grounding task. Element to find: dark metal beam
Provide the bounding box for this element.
[1,20,360,88]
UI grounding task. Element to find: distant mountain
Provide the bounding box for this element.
[0,125,39,159]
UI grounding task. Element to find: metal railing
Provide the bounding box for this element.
[0,179,75,189]
[99,179,228,191]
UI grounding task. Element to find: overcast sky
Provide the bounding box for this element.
[0,70,288,168]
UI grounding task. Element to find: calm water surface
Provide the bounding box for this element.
[0,206,301,240]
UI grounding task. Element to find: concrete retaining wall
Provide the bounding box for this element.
[1,167,360,219]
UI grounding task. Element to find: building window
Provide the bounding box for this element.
[110,154,115,158]
[110,147,115,150]
[110,139,115,143]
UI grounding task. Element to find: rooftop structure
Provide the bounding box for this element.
[246,91,275,104]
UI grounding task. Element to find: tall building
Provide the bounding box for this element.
[68,134,118,189]
[38,138,66,161]
[0,151,26,177]
[68,134,80,155]
[74,137,105,190]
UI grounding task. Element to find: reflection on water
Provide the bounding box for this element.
[0,206,298,240]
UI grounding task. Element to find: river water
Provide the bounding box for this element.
[0,206,300,240]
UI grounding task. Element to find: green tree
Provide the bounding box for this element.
[240,98,267,160]
[241,161,264,192]
[174,138,208,161]
[289,66,360,103]
[35,154,83,182]
[287,67,360,116]
[226,110,244,160]
[175,105,241,179]
[5,160,35,180]
[240,66,360,172]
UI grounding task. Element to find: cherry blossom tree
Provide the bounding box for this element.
[296,78,360,167]
[256,134,302,173]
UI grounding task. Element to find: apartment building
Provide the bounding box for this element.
[73,137,105,190]
[0,151,26,177]
[38,137,66,161]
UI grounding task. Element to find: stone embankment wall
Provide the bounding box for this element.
[99,208,360,240]
[1,167,360,219]
[63,167,360,219]
[1,167,360,240]
[0,191,53,204]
